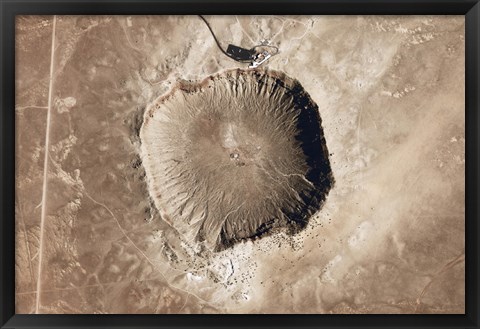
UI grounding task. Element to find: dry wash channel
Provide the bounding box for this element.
[140,69,334,251]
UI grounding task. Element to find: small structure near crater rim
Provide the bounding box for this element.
[140,69,334,251]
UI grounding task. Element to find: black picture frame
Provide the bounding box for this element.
[1,0,478,328]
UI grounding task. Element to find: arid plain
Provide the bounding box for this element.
[15,15,465,314]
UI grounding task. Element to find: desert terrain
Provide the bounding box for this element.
[15,15,465,314]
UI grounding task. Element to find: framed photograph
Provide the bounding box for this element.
[1,0,479,328]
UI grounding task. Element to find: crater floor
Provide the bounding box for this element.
[140,69,333,251]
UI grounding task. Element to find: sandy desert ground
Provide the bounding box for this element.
[15,15,465,314]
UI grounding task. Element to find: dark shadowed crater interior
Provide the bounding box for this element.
[140,69,334,251]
